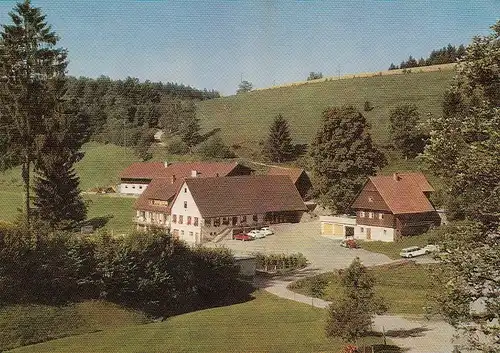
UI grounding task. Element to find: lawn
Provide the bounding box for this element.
[359,233,436,260]
[9,291,391,353]
[197,69,454,153]
[289,262,434,316]
[0,301,150,352]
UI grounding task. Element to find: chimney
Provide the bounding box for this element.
[171,174,176,184]
[393,173,401,181]
[164,161,169,168]
[191,170,199,178]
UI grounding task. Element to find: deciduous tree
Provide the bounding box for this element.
[389,104,428,158]
[326,258,386,343]
[310,106,386,213]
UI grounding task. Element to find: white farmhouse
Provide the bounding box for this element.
[169,175,307,245]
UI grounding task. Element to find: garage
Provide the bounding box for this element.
[320,216,357,238]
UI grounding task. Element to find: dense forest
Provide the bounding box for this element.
[63,76,219,151]
[389,44,466,70]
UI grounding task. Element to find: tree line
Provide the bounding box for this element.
[389,44,466,70]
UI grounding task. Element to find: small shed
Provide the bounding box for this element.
[320,215,356,238]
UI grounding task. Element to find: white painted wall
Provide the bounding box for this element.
[170,182,202,244]
[355,225,395,242]
[120,183,148,195]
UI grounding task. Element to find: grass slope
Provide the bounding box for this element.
[10,291,386,353]
[0,301,149,352]
[198,69,454,151]
[289,262,433,316]
[359,233,436,260]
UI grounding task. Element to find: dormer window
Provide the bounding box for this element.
[360,211,365,218]
[368,197,373,202]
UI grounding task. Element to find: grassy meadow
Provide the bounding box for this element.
[197,68,455,152]
[289,262,434,316]
[9,291,392,353]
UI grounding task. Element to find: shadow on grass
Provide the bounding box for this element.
[371,344,405,352]
[367,326,430,339]
[79,215,113,230]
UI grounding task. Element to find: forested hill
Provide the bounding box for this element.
[63,76,219,151]
[389,44,466,70]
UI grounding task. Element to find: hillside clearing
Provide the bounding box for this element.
[198,69,454,155]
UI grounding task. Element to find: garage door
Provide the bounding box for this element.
[334,224,344,236]
[322,223,334,235]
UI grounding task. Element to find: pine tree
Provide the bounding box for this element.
[310,106,386,213]
[33,160,86,229]
[263,114,295,163]
[0,0,67,225]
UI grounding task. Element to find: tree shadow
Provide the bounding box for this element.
[371,344,406,352]
[79,215,113,231]
[367,326,430,338]
[199,128,221,143]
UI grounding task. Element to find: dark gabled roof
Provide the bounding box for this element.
[183,175,307,218]
[134,178,176,212]
[352,172,436,214]
[120,162,166,180]
[267,166,306,184]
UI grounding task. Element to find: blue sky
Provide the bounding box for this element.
[0,1,498,95]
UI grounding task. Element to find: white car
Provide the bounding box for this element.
[423,244,440,253]
[247,229,266,239]
[259,227,274,236]
[399,246,427,258]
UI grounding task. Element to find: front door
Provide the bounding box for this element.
[366,228,372,240]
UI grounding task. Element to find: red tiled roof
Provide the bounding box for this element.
[120,162,166,180]
[183,175,307,218]
[267,166,305,184]
[355,172,435,214]
[133,161,247,212]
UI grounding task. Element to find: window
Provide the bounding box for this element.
[187,216,192,225]
[132,186,135,189]
[172,214,177,223]
[214,218,221,227]
[360,211,365,218]
[195,232,199,239]
[139,186,142,189]
[360,227,364,233]
[222,217,229,225]
[184,201,187,209]
[368,212,374,219]
[125,185,128,188]
[383,229,387,235]
[379,213,384,220]
[179,215,183,224]
[181,230,184,236]
[194,217,199,226]
[189,232,193,237]
[205,218,211,227]
[184,188,187,193]
[253,215,258,222]
[368,197,373,202]
[240,215,247,223]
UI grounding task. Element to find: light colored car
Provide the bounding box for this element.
[423,244,440,253]
[247,229,266,239]
[399,246,427,258]
[259,227,274,236]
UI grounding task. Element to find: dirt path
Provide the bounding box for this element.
[254,272,461,353]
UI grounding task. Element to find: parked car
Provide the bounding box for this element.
[340,239,359,249]
[423,244,440,253]
[259,227,274,236]
[399,246,427,258]
[247,229,266,239]
[233,233,253,241]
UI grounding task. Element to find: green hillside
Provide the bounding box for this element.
[197,69,455,152]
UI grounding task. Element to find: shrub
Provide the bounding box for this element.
[255,253,307,272]
[166,136,189,154]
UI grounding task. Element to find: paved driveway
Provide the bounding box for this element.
[208,220,393,271]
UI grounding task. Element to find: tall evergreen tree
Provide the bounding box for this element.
[263,114,294,163]
[0,0,67,225]
[310,106,386,213]
[33,87,89,228]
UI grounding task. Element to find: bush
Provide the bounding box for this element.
[255,253,307,272]
[196,135,236,160]
[166,136,189,154]
[0,226,240,317]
